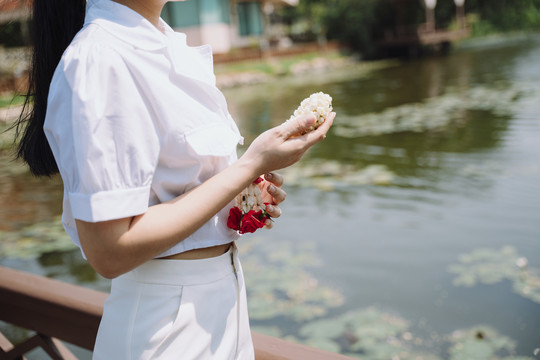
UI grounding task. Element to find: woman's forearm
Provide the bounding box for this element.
[77,113,334,278]
[76,157,259,278]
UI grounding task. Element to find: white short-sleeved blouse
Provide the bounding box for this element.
[44,0,243,258]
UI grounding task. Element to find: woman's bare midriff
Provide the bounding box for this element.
[158,243,231,260]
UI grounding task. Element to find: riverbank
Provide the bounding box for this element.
[4,31,538,123]
[0,48,380,123]
[214,48,358,88]
[453,30,540,51]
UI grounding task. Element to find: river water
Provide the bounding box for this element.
[1,36,539,359]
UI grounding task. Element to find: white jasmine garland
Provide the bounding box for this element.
[228,92,333,234]
[236,182,266,214]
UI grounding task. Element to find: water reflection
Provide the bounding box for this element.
[0,153,63,232]
[37,250,110,292]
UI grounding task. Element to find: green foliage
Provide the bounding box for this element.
[279,0,396,57]
[0,93,26,109]
[466,0,540,33]
[324,0,382,57]
[284,0,540,55]
[0,21,29,47]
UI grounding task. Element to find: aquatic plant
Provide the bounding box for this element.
[446,325,532,360]
[240,237,344,322]
[240,238,537,359]
[296,308,535,360]
[278,160,395,190]
[299,307,441,360]
[333,84,540,138]
[0,216,75,259]
[447,246,540,304]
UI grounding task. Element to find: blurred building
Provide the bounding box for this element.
[0,0,31,45]
[0,0,297,54]
[0,0,31,93]
[162,0,298,54]
[0,0,30,23]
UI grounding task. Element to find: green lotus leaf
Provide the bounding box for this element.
[299,316,348,339]
[241,237,344,322]
[333,84,538,139]
[448,247,540,304]
[447,325,516,360]
[0,216,76,259]
[277,159,395,188]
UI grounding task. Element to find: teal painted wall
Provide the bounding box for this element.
[163,0,230,27]
[200,0,231,24]
[237,2,263,36]
[162,0,263,37]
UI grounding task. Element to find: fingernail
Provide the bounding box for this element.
[266,204,274,212]
[268,184,276,193]
[265,173,273,181]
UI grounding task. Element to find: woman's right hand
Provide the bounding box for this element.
[241,111,336,175]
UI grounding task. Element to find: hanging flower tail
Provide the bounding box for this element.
[227,177,272,234]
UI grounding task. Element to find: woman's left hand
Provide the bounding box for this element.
[258,172,286,229]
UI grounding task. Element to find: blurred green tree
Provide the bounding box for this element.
[280,0,540,57]
[465,0,540,32]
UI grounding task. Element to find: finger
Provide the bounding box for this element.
[264,218,273,229]
[264,172,284,187]
[266,204,282,218]
[266,185,286,204]
[279,113,316,139]
[300,111,335,146]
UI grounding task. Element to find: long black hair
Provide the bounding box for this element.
[13,0,86,176]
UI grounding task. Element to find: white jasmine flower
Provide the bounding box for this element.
[516,257,528,269]
[286,92,333,134]
[236,180,266,214]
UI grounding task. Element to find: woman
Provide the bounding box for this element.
[15,0,335,358]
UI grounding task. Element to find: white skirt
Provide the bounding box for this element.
[92,243,254,360]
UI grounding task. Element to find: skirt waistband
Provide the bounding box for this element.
[114,243,237,287]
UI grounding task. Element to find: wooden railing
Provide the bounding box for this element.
[0,266,354,360]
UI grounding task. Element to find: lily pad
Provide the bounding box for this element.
[299,307,418,359]
[512,269,540,304]
[333,84,540,138]
[447,325,519,360]
[447,246,540,304]
[279,160,395,189]
[240,237,344,322]
[0,216,76,259]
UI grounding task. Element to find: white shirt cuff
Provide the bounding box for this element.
[69,186,150,222]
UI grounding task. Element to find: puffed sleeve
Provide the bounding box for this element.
[44,43,160,222]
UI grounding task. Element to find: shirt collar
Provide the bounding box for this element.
[85,0,182,51]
